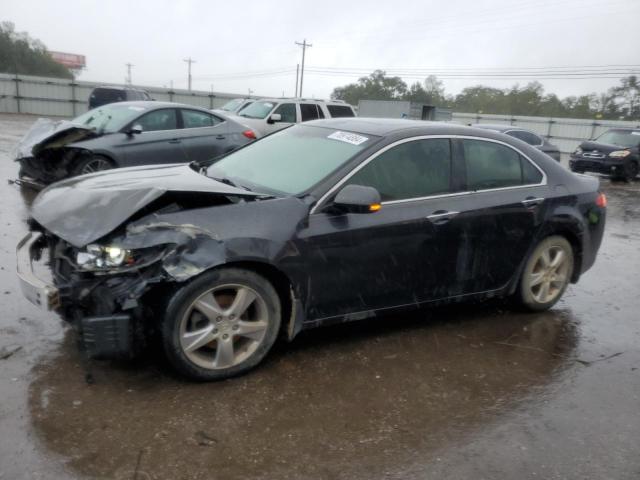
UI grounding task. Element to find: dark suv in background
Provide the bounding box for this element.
[570,128,640,181]
[88,86,152,109]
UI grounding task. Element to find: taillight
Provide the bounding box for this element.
[243,130,256,139]
[595,192,607,208]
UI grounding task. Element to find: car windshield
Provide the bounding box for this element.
[595,130,640,148]
[207,125,378,195]
[220,99,244,112]
[72,103,149,133]
[238,101,276,119]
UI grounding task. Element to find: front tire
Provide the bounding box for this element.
[623,161,638,182]
[516,236,574,312]
[161,268,281,381]
[72,154,114,177]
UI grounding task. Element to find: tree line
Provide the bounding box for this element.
[0,21,73,79]
[331,70,640,120]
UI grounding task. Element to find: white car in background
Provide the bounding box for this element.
[215,98,254,114]
[233,98,356,136]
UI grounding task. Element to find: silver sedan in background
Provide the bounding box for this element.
[472,124,561,161]
[15,101,258,186]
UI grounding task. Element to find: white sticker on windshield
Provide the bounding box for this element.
[631,131,640,136]
[327,131,369,145]
[128,106,146,111]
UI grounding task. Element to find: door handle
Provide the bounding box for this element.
[521,197,545,208]
[215,135,226,140]
[168,139,181,144]
[426,210,459,224]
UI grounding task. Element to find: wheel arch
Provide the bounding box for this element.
[72,150,118,170]
[508,216,584,297]
[204,260,304,341]
[538,219,584,283]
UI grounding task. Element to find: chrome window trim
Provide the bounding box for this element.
[504,129,544,147]
[310,134,547,214]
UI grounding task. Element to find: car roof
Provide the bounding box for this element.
[102,100,214,111]
[471,124,529,133]
[251,97,351,106]
[305,117,504,137]
[92,85,147,92]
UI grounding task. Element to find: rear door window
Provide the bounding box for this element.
[135,108,178,132]
[300,103,320,122]
[462,139,542,190]
[347,138,451,201]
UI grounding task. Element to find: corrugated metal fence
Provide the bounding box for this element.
[452,112,640,160]
[2,73,639,161]
[0,72,246,117]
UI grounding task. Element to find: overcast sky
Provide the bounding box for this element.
[4,0,640,100]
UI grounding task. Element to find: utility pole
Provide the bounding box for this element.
[295,39,312,97]
[183,57,196,91]
[294,64,299,97]
[125,63,134,85]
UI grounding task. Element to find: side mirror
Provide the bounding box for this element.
[267,113,282,124]
[333,184,382,214]
[128,124,143,135]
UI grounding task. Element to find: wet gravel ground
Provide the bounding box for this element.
[0,113,638,480]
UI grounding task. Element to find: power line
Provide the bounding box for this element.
[295,39,312,97]
[307,64,640,74]
[306,69,640,78]
[194,67,295,80]
[305,70,638,81]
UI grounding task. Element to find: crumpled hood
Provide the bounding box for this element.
[14,118,97,159]
[31,164,263,247]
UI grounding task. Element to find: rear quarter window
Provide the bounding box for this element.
[327,105,355,118]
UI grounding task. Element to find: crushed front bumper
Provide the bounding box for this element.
[16,232,133,358]
[569,157,625,175]
[16,232,60,311]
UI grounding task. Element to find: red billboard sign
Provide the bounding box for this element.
[48,51,86,69]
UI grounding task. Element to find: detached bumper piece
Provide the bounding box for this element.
[81,315,132,359]
[16,232,60,311]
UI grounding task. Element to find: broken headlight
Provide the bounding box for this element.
[76,244,165,271]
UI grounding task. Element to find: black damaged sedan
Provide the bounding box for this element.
[17,119,606,380]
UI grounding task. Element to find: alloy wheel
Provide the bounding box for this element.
[179,284,269,370]
[528,245,571,304]
[80,157,112,174]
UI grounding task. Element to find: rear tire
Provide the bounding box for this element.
[72,154,114,177]
[161,268,281,381]
[516,236,574,312]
